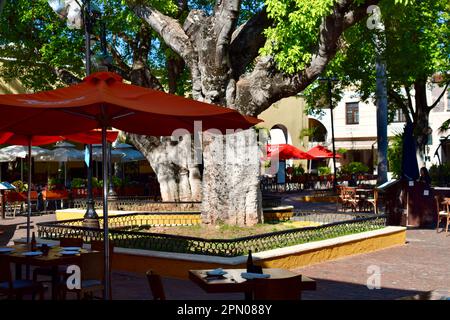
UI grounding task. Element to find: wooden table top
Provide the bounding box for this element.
[0,244,97,267]
[189,268,316,294]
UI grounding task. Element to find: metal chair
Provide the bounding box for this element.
[0,258,45,300]
[146,269,166,300]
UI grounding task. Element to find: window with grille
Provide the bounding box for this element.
[346,102,359,125]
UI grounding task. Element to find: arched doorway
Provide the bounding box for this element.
[307,118,328,143]
[270,124,292,145]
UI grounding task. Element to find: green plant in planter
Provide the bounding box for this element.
[318,166,331,176]
[292,164,305,176]
[48,177,63,190]
[12,180,27,192]
[71,178,86,188]
[111,176,122,188]
[429,163,450,187]
[340,162,369,175]
[92,177,102,188]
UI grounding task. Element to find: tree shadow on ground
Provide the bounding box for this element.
[0,221,32,246]
[302,278,423,300]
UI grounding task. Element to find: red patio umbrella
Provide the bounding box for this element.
[307,145,341,159]
[266,144,313,160]
[0,71,261,299]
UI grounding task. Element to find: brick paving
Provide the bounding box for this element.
[2,208,449,300]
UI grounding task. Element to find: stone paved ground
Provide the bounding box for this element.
[2,203,449,300]
[106,229,449,300]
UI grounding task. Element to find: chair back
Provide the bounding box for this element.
[80,251,104,282]
[0,259,12,286]
[90,240,114,253]
[60,237,83,248]
[146,269,166,300]
[251,274,303,300]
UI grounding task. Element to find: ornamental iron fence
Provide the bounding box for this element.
[37,212,386,257]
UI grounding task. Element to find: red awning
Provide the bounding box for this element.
[307,145,341,159]
[266,144,313,160]
[0,72,261,137]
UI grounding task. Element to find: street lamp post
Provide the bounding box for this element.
[327,79,338,193]
[48,0,113,227]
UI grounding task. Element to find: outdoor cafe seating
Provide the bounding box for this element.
[0,257,45,300]
[336,185,378,213]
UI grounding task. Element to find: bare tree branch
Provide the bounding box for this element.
[429,81,450,110]
[229,7,271,78]
[388,88,413,123]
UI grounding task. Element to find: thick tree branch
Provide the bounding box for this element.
[52,68,81,85]
[405,86,416,122]
[214,0,241,66]
[229,7,271,78]
[235,0,380,116]
[127,1,197,67]
[108,43,132,76]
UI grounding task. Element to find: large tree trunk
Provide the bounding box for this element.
[128,134,202,202]
[128,0,379,226]
[201,131,262,225]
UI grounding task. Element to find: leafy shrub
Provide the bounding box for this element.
[388,132,403,178]
[429,164,450,187]
[71,178,86,188]
[90,177,100,188]
[111,176,122,188]
[292,164,305,176]
[340,162,369,175]
[318,166,331,176]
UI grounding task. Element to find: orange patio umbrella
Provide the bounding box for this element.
[0,71,261,298]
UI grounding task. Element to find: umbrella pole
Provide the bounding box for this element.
[101,125,110,300]
[26,140,32,245]
[26,138,32,279]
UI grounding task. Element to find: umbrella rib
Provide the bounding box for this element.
[112,111,135,120]
[62,109,97,120]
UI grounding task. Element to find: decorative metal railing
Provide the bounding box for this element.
[37,212,386,257]
[70,198,201,212]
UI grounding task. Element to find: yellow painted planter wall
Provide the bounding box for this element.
[111,228,406,279]
[56,210,201,225]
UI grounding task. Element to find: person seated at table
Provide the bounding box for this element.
[418,167,431,186]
